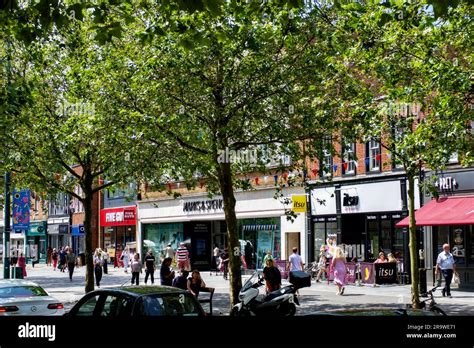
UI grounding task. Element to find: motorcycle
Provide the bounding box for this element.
[230,272,299,317]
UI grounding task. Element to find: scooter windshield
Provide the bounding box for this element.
[241,272,259,292]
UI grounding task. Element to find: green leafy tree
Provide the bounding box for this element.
[99,1,342,306]
[325,0,473,308]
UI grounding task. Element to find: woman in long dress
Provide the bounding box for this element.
[331,247,347,295]
[122,248,130,273]
[17,253,27,277]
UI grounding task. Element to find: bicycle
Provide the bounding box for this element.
[398,286,446,316]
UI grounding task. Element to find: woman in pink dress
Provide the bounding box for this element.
[331,247,347,295]
[17,253,27,277]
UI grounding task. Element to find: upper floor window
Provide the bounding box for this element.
[367,140,381,172]
[321,136,333,177]
[342,142,356,175]
[48,192,70,216]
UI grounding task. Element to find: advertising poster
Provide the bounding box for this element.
[257,230,273,269]
[346,262,357,284]
[359,262,375,284]
[374,263,398,284]
[12,189,30,231]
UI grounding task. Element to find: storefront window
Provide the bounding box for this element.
[469,226,474,265]
[314,222,325,256]
[239,218,280,269]
[452,227,466,265]
[392,227,404,260]
[142,223,184,261]
[436,226,450,256]
[380,218,391,254]
[367,218,378,260]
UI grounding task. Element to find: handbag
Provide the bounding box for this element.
[452,272,461,288]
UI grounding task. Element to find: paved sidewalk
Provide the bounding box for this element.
[4,264,474,316]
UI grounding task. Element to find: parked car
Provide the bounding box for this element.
[0,280,64,316]
[65,286,205,317]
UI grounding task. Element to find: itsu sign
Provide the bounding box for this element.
[100,207,137,227]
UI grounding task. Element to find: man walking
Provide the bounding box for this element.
[176,243,190,271]
[287,247,304,273]
[144,249,156,285]
[436,244,456,298]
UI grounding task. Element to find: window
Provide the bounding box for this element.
[75,295,100,316]
[314,222,325,256]
[321,136,333,177]
[342,142,356,175]
[48,193,70,216]
[99,295,132,317]
[367,140,381,172]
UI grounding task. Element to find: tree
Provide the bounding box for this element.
[99,1,341,306]
[323,0,473,308]
[2,19,170,293]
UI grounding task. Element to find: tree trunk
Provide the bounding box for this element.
[217,161,242,307]
[408,174,421,309]
[83,177,95,293]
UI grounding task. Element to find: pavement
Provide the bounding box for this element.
[3,263,474,316]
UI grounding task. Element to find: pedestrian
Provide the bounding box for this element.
[94,249,103,288]
[212,245,220,274]
[436,244,457,298]
[374,252,388,264]
[262,250,273,269]
[165,243,175,261]
[59,247,67,272]
[130,253,142,285]
[160,257,175,286]
[17,253,27,278]
[263,258,281,294]
[121,248,130,273]
[66,248,76,281]
[51,248,58,271]
[46,246,53,267]
[176,243,190,271]
[101,249,109,274]
[221,248,230,280]
[287,247,304,273]
[187,270,206,298]
[315,246,328,282]
[387,253,397,263]
[144,249,156,285]
[172,269,189,290]
[332,247,347,295]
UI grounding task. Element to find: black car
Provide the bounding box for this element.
[66,286,205,317]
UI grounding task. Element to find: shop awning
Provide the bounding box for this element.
[396,196,474,227]
[242,224,277,231]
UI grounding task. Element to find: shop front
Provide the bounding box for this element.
[310,176,419,271]
[71,224,85,257]
[47,222,69,250]
[26,221,48,263]
[138,187,306,271]
[398,168,474,289]
[100,206,137,262]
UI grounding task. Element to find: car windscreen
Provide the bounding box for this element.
[0,286,48,298]
[137,293,202,316]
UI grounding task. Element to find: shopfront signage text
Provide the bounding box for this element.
[343,193,359,207]
[435,177,459,192]
[101,207,137,227]
[292,195,307,213]
[183,199,223,213]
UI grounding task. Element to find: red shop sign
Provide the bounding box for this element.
[100,206,137,227]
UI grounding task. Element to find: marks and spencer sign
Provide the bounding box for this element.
[100,207,137,227]
[183,199,223,213]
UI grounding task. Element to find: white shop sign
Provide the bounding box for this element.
[341,181,402,214]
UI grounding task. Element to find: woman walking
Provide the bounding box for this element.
[17,253,27,278]
[51,248,58,271]
[160,257,175,286]
[66,248,76,281]
[130,254,142,285]
[332,247,347,295]
[94,249,103,287]
[122,248,130,273]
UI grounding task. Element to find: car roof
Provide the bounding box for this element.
[0,280,41,288]
[92,286,188,297]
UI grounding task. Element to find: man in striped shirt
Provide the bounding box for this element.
[176,243,190,271]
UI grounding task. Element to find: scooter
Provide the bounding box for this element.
[230,272,299,316]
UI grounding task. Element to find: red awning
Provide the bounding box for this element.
[396,196,474,227]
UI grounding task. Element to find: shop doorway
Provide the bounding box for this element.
[286,232,300,261]
[184,221,212,271]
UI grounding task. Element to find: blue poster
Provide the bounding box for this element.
[12,189,30,231]
[257,230,273,269]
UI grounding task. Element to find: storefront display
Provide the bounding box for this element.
[101,206,137,260]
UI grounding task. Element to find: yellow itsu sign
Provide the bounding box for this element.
[292,195,307,213]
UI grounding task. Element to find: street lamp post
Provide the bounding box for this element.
[3,172,11,279]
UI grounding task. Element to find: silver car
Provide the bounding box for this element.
[0,280,64,316]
